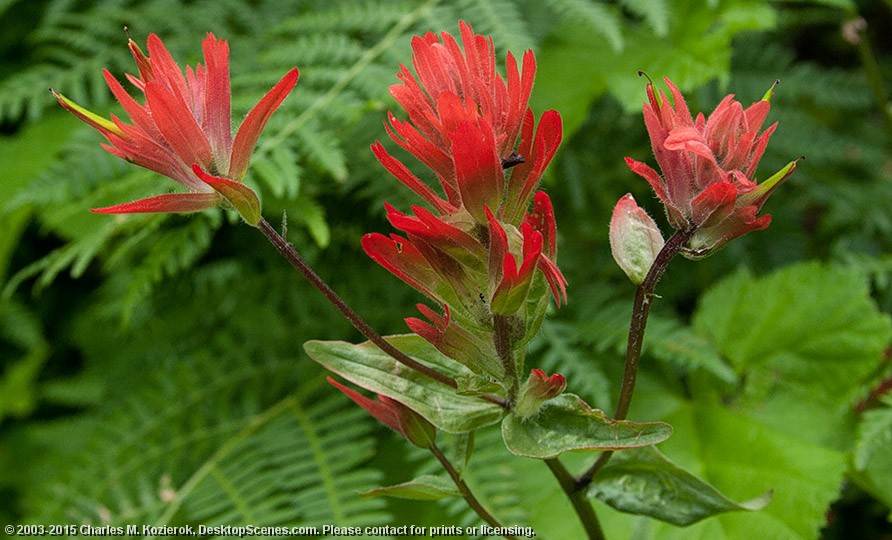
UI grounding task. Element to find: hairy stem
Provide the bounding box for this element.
[257,218,457,388]
[545,458,606,540]
[430,443,517,540]
[576,227,694,489]
[493,314,519,402]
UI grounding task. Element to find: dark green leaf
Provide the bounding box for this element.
[588,446,770,526]
[304,334,506,433]
[501,393,672,459]
[360,474,460,500]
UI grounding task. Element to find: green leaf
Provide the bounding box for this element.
[501,394,672,459]
[454,372,503,396]
[532,0,777,135]
[303,334,506,433]
[853,395,892,515]
[589,446,771,526]
[360,474,460,500]
[595,381,848,539]
[693,262,892,448]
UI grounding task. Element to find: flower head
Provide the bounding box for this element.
[371,21,562,226]
[626,76,797,258]
[53,32,299,225]
[362,22,566,394]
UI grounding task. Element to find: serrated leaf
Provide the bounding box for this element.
[501,394,672,459]
[589,445,771,526]
[360,474,460,500]
[853,395,892,515]
[303,334,505,433]
[855,395,892,470]
[693,262,892,447]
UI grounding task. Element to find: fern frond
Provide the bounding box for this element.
[448,0,534,54]
[23,359,390,531]
[619,0,670,36]
[539,0,624,51]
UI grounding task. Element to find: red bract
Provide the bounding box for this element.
[371,21,562,226]
[327,377,435,449]
[53,32,298,224]
[626,76,797,258]
[405,303,504,380]
[488,208,567,314]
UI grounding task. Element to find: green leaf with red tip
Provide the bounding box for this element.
[192,165,261,226]
[587,446,772,526]
[501,393,672,459]
[90,192,219,214]
[360,475,460,501]
[303,334,505,434]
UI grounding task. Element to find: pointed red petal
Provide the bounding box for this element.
[90,192,219,214]
[690,181,737,227]
[229,68,299,180]
[202,33,233,170]
[327,377,404,435]
[451,121,502,222]
[371,142,452,214]
[144,81,213,170]
[145,34,191,101]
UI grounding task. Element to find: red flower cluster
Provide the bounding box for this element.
[362,22,566,385]
[625,76,797,258]
[53,33,298,225]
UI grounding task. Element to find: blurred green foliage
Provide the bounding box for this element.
[0,0,890,538]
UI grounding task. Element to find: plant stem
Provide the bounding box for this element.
[256,217,457,388]
[850,15,892,142]
[545,458,606,540]
[575,227,694,489]
[430,443,518,540]
[493,313,519,402]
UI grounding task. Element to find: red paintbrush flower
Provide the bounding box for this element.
[364,22,568,390]
[626,76,798,258]
[371,21,562,225]
[52,32,298,225]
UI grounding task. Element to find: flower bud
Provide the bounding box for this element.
[514,369,567,420]
[609,194,664,284]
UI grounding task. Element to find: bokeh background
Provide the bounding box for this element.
[1,1,891,538]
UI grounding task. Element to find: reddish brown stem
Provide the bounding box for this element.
[575,227,694,490]
[256,218,457,388]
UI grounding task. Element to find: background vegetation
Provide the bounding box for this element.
[1,0,890,538]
